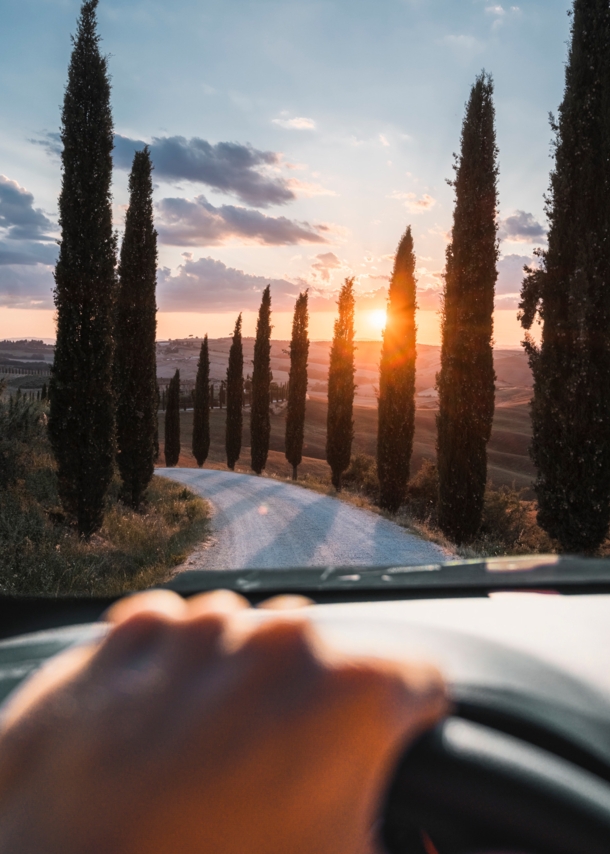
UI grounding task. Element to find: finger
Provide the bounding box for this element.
[0,644,96,731]
[186,589,250,617]
[104,590,188,625]
[257,595,313,610]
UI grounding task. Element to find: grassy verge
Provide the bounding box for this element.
[261,453,554,559]
[0,397,210,597]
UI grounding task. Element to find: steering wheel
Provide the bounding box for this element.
[381,708,610,854]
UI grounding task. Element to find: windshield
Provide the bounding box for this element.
[1,0,608,600]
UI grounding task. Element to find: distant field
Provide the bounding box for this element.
[157,398,535,494]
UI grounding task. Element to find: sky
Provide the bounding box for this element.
[0,0,570,343]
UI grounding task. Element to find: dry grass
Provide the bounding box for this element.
[1,474,210,597]
[0,396,210,597]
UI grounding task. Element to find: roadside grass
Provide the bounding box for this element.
[258,453,554,559]
[0,396,210,597]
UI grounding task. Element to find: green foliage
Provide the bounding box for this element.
[477,486,529,550]
[377,226,417,513]
[192,336,210,467]
[115,148,158,508]
[285,291,309,480]
[519,0,610,552]
[342,453,379,499]
[48,0,117,537]
[0,395,48,490]
[250,287,272,474]
[226,314,244,470]
[0,399,209,596]
[405,459,439,524]
[437,72,498,544]
[326,278,356,491]
[164,370,181,467]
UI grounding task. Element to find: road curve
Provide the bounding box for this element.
[157,467,453,570]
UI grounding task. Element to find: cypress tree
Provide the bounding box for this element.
[48,0,117,537]
[153,384,160,462]
[250,286,272,474]
[520,0,610,552]
[285,291,309,481]
[226,314,243,470]
[377,226,417,513]
[326,278,356,491]
[437,72,498,544]
[164,370,180,467]
[192,335,210,467]
[115,148,158,508]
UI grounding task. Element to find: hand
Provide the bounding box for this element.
[0,590,447,854]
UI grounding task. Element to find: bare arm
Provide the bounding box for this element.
[0,590,447,854]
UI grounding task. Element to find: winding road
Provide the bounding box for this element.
[157,468,452,570]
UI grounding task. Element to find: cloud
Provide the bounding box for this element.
[0,240,57,266]
[29,132,62,158]
[417,286,443,310]
[354,285,388,311]
[0,176,58,306]
[379,134,390,147]
[311,252,342,282]
[157,256,302,312]
[498,210,546,243]
[112,135,296,208]
[0,264,55,308]
[156,195,332,247]
[390,191,436,213]
[272,116,316,130]
[495,295,520,309]
[284,178,337,198]
[497,253,533,294]
[0,176,55,241]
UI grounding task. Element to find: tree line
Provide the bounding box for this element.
[48,0,610,553]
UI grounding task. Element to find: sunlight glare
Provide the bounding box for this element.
[370,309,387,332]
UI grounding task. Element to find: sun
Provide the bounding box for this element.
[369,309,387,332]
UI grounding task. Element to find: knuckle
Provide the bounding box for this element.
[245,617,320,667]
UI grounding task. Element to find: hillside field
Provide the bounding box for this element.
[157,398,535,495]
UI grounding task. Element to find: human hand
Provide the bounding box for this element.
[0,590,447,854]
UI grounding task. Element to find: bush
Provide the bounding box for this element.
[0,394,48,488]
[405,459,438,523]
[0,393,209,596]
[479,485,528,548]
[342,453,379,498]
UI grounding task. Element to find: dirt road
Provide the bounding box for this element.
[157,468,452,570]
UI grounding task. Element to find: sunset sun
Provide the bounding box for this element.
[369,309,387,332]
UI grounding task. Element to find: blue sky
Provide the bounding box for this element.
[0,0,569,341]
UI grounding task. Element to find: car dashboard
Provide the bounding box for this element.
[1,562,610,853]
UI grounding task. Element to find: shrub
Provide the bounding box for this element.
[478,485,528,549]
[405,459,439,523]
[0,394,209,595]
[342,453,379,499]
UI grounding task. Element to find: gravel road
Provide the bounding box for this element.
[157,468,452,570]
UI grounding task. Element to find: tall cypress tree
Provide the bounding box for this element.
[48,0,116,537]
[250,286,272,474]
[226,314,243,470]
[326,278,356,491]
[377,227,417,513]
[520,0,610,552]
[437,72,498,544]
[285,291,309,481]
[192,335,210,467]
[164,370,180,467]
[153,383,160,462]
[115,148,158,509]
